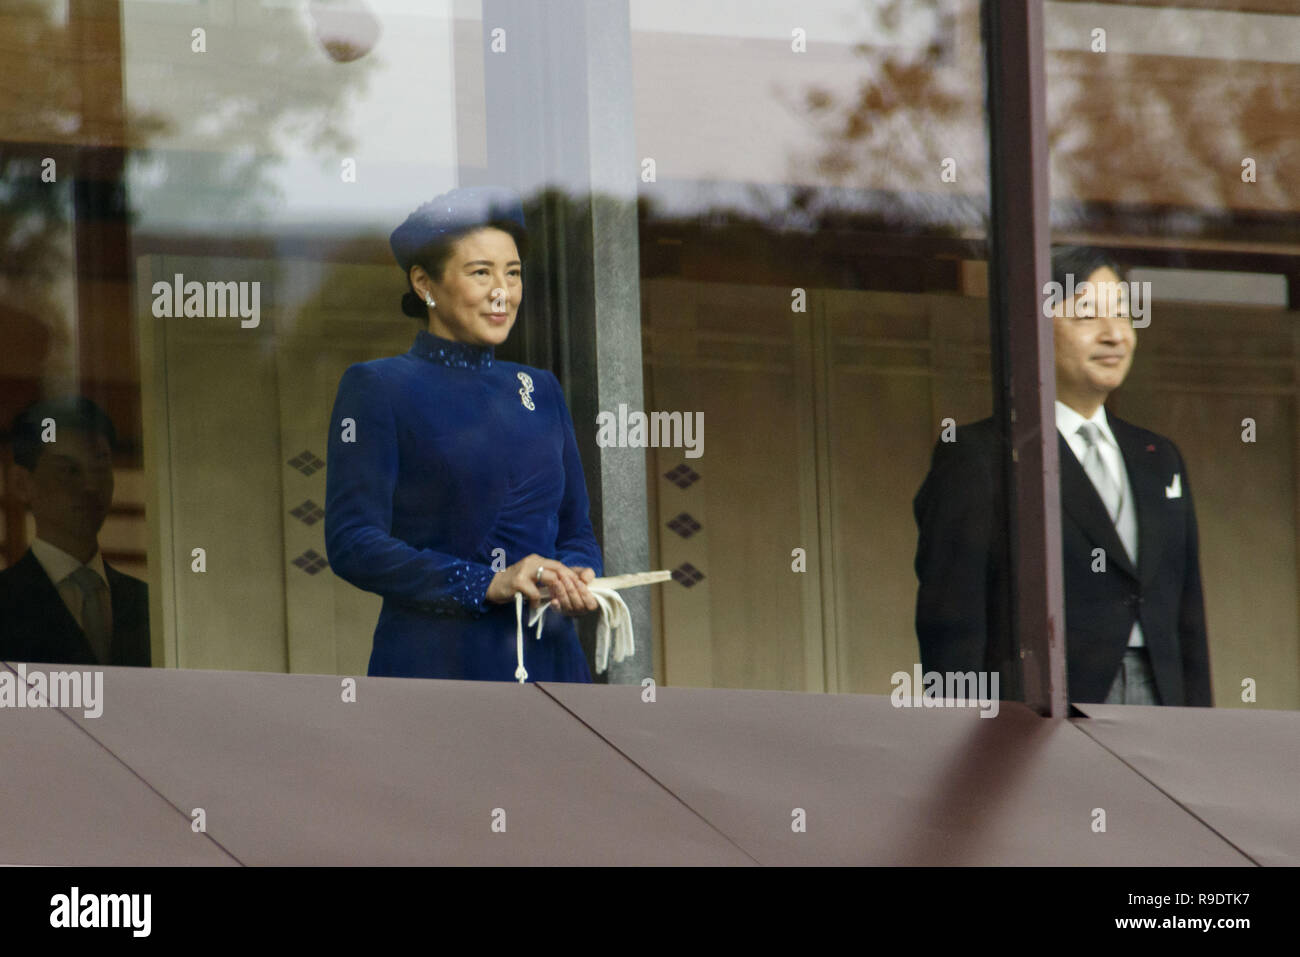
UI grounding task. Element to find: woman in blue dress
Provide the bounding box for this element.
[325,187,602,681]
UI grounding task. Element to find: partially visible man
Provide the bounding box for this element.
[0,396,151,666]
[913,247,1211,706]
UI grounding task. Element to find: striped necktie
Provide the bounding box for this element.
[1077,422,1122,523]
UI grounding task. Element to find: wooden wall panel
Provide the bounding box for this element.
[139,254,412,675]
[643,279,1300,708]
[642,280,823,691]
[822,291,991,694]
[1110,305,1300,708]
[161,333,286,672]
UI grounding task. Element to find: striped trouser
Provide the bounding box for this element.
[1103,648,1162,705]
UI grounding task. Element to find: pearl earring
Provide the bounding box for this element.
[424,294,435,308]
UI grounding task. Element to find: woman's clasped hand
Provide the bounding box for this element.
[485,554,599,616]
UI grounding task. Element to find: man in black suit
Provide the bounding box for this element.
[913,247,1211,706]
[0,396,151,667]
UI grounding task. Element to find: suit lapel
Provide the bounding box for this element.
[1109,415,1167,589]
[104,562,136,665]
[1058,432,1140,581]
[12,550,100,663]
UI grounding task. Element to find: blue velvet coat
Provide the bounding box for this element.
[325,329,603,681]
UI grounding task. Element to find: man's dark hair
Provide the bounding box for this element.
[1050,245,1123,290]
[8,396,117,471]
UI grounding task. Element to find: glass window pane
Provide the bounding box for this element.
[1044,0,1300,708]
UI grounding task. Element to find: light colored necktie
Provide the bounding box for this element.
[1077,423,1122,523]
[69,565,112,664]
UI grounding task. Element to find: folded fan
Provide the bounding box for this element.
[513,570,673,682]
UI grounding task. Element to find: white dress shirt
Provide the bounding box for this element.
[1055,401,1143,648]
[29,537,112,632]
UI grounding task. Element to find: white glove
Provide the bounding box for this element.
[513,586,634,683]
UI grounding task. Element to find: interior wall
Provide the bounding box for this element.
[136,264,1300,706]
[1110,304,1300,709]
[639,280,825,690]
[139,254,413,674]
[643,278,1300,708]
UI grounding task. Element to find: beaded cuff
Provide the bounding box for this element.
[422,561,496,617]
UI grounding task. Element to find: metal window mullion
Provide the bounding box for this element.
[983,0,1068,718]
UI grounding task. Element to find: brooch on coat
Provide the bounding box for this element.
[517,372,535,411]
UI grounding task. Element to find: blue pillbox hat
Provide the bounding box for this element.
[390,186,527,274]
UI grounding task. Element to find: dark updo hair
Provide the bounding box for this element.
[400,219,530,320]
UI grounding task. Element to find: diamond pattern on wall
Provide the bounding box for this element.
[666,512,702,538]
[289,499,325,526]
[291,549,329,575]
[671,562,705,588]
[287,451,325,476]
[663,464,700,489]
